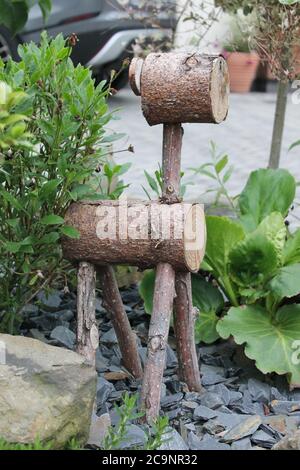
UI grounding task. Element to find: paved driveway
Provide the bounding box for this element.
[109,86,300,220]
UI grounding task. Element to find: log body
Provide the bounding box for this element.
[62,200,206,273]
[130,52,229,126]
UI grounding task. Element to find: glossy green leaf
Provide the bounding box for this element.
[40,214,64,225]
[255,212,286,265]
[239,169,296,232]
[268,264,300,301]
[60,225,80,239]
[283,230,300,265]
[229,233,278,287]
[217,304,300,388]
[139,270,155,314]
[205,216,245,281]
[192,275,224,344]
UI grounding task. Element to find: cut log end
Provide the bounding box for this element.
[184,204,207,273]
[129,57,143,96]
[210,57,230,123]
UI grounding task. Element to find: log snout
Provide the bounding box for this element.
[62,200,206,273]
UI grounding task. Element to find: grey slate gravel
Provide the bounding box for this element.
[251,430,278,449]
[189,434,231,451]
[50,326,75,350]
[119,424,147,449]
[231,438,252,450]
[158,428,188,451]
[270,400,300,415]
[37,291,62,311]
[96,377,115,408]
[248,378,271,404]
[161,392,184,409]
[193,405,218,421]
[200,392,225,410]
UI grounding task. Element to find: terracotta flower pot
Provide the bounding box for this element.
[224,51,260,93]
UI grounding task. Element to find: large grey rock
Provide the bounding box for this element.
[0,334,97,448]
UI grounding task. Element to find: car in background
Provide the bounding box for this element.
[0,0,174,88]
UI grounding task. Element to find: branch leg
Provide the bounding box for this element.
[98,265,143,379]
[76,262,98,366]
[140,263,175,422]
[174,272,202,392]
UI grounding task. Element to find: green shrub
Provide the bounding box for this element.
[0,0,52,33]
[0,33,129,333]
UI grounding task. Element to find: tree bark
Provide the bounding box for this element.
[162,124,202,394]
[268,80,289,169]
[174,272,203,392]
[76,262,98,366]
[98,265,143,379]
[140,262,176,422]
[161,124,183,204]
[140,123,203,421]
[63,200,205,273]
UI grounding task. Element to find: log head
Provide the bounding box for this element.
[129,52,230,126]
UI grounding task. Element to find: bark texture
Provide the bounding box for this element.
[62,200,205,273]
[161,124,183,204]
[174,272,203,393]
[268,80,289,169]
[76,262,98,366]
[140,263,176,421]
[98,265,143,379]
[138,53,229,126]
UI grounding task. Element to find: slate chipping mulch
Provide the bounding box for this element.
[21,286,300,450]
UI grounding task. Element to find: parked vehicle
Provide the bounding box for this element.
[0,0,174,88]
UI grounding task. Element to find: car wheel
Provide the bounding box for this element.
[0,26,20,62]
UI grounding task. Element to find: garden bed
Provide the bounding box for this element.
[19,285,300,450]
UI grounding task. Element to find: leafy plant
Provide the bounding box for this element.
[0,33,130,333]
[222,13,254,53]
[0,0,52,33]
[206,168,300,387]
[142,165,188,200]
[190,141,235,212]
[102,393,169,450]
[139,166,300,387]
[216,0,300,168]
